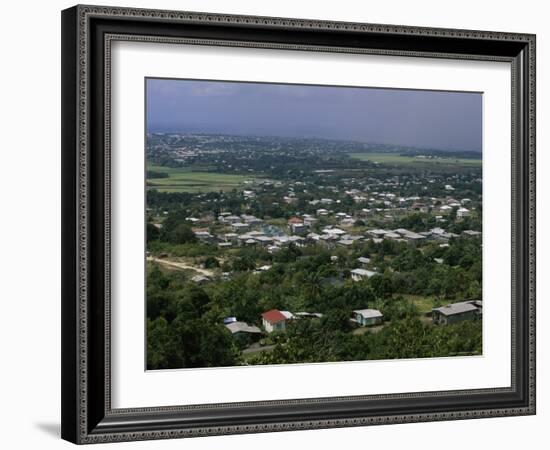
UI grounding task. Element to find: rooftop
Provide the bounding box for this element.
[225,321,262,334]
[351,268,377,277]
[261,309,287,324]
[432,301,479,316]
[353,309,383,319]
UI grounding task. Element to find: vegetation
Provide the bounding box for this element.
[147,164,255,193]
[145,133,483,369]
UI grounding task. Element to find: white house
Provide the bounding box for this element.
[353,309,384,326]
[351,268,377,282]
[457,207,470,218]
[261,309,288,333]
[357,256,371,266]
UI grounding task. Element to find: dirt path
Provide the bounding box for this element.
[147,257,214,277]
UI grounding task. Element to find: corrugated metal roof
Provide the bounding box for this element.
[261,309,287,324]
[433,302,479,316]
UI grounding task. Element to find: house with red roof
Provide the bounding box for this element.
[261,309,292,333]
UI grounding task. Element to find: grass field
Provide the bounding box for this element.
[348,152,481,167]
[147,164,254,193]
[401,294,438,314]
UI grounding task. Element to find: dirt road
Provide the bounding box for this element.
[147,257,214,277]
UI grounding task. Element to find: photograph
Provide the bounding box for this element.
[145,78,484,370]
[56,2,537,445]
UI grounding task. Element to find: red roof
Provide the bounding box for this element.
[261,309,287,324]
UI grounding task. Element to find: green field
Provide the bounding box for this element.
[147,164,255,193]
[349,152,481,167]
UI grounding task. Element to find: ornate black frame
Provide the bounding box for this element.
[61,4,536,444]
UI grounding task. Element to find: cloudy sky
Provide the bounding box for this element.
[146,78,482,152]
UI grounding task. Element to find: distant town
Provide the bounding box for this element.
[146,133,483,370]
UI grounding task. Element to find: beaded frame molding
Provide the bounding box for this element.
[61,4,536,445]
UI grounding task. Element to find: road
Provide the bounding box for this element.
[147,256,214,277]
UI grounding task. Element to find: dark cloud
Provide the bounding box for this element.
[146,78,482,152]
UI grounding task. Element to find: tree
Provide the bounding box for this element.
[166,223,196,244]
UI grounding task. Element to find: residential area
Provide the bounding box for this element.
[146,133,483,369]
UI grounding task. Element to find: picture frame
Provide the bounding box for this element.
[61,4,536,444]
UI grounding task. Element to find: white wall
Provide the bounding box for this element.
[0,0,546,448]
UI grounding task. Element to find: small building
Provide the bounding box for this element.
[368,229,389,238]
[288,218,308,235]
[223,215,242,224]
[191,275,210,285]
[457,207,471,218]
[241,214,262,225]
[303,216,318,227]
[357,256,371,266]
[351,268,377,282]
[255,235,274,246]
[225,321,262,337]
[353,309,384,326]
[232,222,250,233]
[194,230,214,242]
[316,208,330,216]
[432,301,481,325]
[261,309,288,333]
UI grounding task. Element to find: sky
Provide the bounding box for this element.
[146,78,482,152]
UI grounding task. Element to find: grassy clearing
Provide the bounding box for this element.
[147,163,255,193]
[400,294,438,314]
[348,152,481,167]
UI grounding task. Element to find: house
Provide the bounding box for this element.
[287,236,305,246]
[241,214,262,225]
[194,230,214,242]
[288,217,308,235]
[303,216,318,227]
[225,321,262,337]
[261,309,291,333]
[432,301,482,325]
[462,230,482,237]
[353,309,384,326]
[457,207,471,218]
[351,268,377,281]
[232,222,250,233]
[357,256,371,266]
[191,275,210,285]
[255,235,274,246]
[368,229,389,238]
[340,218,356,227]
[394,229,426,244]
[322,227,346,236]
[223,233,239,243]
[316,208,330,216]
[223,215,242,224]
